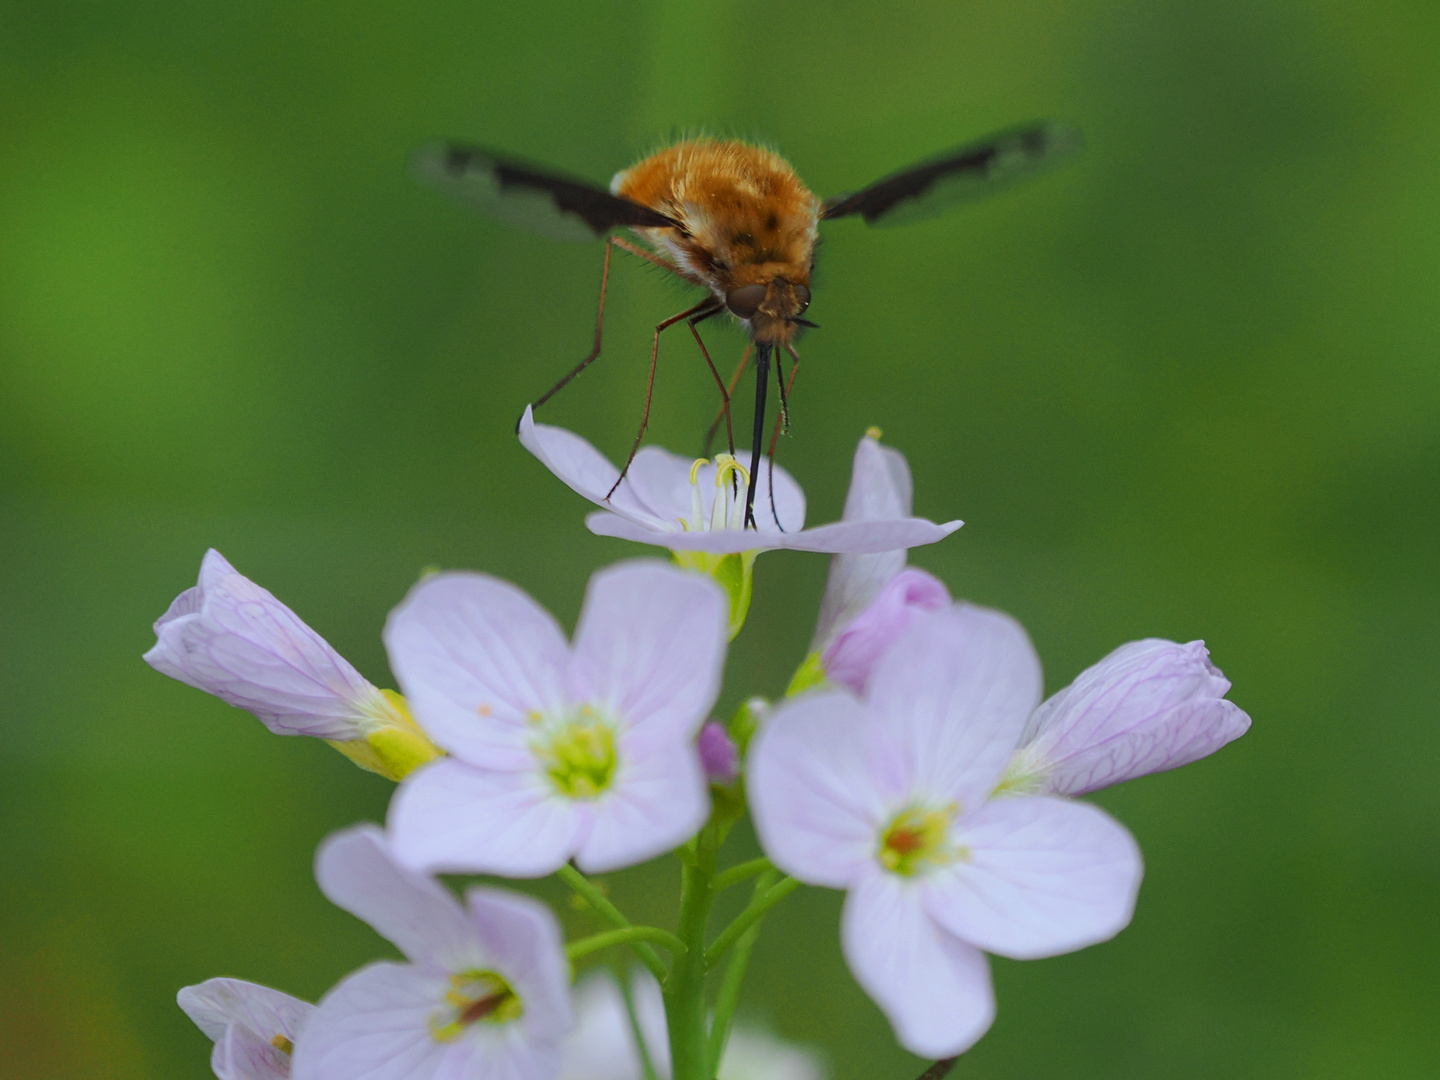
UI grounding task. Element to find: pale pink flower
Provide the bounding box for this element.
[178,978,312,1080]
[748,605,1143,1058]
[385,561,728,876]
[1002,638,1251,796]
[519,410,961,556]
[291,826,572,1080]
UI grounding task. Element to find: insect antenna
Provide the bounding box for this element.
[744,343,772,528]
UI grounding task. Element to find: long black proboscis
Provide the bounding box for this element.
[745,343,772,529]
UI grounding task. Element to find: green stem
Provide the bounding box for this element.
[703,876,800,968]
[711,857,773,892]
[664,825,719,1080]
[706,870,777,1074]
[566,926,687,962]
[558,864,667,981]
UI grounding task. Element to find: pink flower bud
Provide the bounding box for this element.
[144,549,390,739]
[820,568,951,695]
[1011,639,1251,796]
[698,721,740,784]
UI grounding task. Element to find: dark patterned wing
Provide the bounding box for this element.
[413,143,684,242]
[820,122,1083,227]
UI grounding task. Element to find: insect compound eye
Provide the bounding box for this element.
[726,284,768,320]
[791,284,811,313]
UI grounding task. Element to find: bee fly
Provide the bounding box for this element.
[415,122,1081,528]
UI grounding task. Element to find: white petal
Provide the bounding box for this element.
[560,973,644,1080]
[718,1024,826,1080]
[840,873,994,1059]
[585,514,959,555]
[214,1022,294,1080]
[463,889,574,1042]
[577,731,709,873]
[570,561,727,740]
[517,409,667,527]
[388,759,582,878]
[290,962,451,1080]
[866,605,1040,808]
[384,572,568,766]
[178,978,312,1046]
[315,825,484,971]
[922,797,1142,960]
[748,693,904,887]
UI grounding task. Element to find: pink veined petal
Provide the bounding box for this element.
[569,561,727,740]
[433,1027,564,1080]
[821,568,952,696]
[462,889,574,1040]
[619,447,704,526]
[383,572,569,767]
[144,549,378,739]
[178,978,313,1047]
[576,729,710,873]
[811,434,921,647]
[1022,639,1251,796]
[216,1022,293,1080]
[748,692,906,888]
[290,962,451,1080]
[617,446,807,535]
[762,517,961,554]
[922,796,1143,961]
[388,759,582,878]
[841,873,995,1059]
[584,512,960,555]
[315,826,485,972]
[866,605,1041,809]
[517,409,667,528]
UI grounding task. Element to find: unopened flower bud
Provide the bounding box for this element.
[818,568,951,695]
[144,549,442,781]
[1001,639,1251,796]
[698,720,740,784]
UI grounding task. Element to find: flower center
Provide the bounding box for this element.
[270,1034,294,1055]
[878,805,958,877]
[681,454,750,532]
[430,970,523,1041]
[533,706,618,799]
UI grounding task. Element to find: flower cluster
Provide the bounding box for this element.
[155,424,1249,1080]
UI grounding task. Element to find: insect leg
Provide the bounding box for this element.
[526,239,617,424]
[702,343,752,458]
[744,343,772,529]
[523,236,691,428]
[687,308,736,459]
[606,296,724,499]
[767,345,803,530]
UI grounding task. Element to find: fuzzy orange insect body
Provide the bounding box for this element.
[612,140,818,347]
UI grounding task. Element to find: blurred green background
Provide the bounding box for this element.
[2,1,1437,1077]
